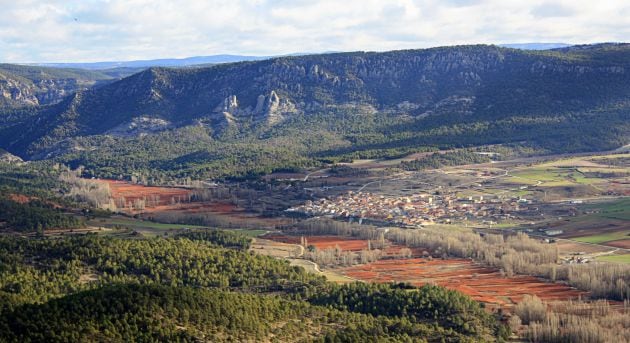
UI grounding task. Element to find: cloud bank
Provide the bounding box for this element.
[0,0,628,62]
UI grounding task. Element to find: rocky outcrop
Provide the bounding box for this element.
[106,116,172,137]
[0,74,96,108]
[0,148,23,163]
[211,90,298,125]
[0,76,40,106]
[0,64,116,109]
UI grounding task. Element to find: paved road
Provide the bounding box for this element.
[303,168,330,182]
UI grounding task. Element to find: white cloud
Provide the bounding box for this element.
[0,0,628,62]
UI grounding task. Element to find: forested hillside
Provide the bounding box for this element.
[0,232,508,342]
[1,43,629,180]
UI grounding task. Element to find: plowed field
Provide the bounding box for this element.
[339,258,585,309]
[263,234,423,257]
[104,180,192,208]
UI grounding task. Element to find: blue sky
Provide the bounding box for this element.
[1,0,628,63]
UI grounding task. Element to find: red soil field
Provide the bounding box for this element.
[264,234,425,257]
[606,239,630,249]
[100,180,289,227]
[103,180,193,208]
[339,258,586,309]
[265,235,586,309]
[8,193,32,204]
[8,193,61,208]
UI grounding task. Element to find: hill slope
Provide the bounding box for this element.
[0,64,121,108]
[1,43,629,179]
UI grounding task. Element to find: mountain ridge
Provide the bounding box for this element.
[1,43,629,179]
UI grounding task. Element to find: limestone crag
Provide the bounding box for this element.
[212,90,298,124]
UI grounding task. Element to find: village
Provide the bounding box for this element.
[288,190,536,227]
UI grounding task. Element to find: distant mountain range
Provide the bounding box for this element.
[26,44,573,70]
[31,54,272,70]
[1,43,628,179]
[499,43,573,50]
[28,53,326,70]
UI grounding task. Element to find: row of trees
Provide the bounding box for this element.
[513,296,630,343]
[305,247,383,267]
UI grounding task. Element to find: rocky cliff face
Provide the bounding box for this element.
[0,74,99,108]
[0,75,40,107]
[0,65,116,109]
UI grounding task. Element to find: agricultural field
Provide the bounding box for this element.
[250,237,300,258]
[263,234,586,310]
[549,198,630,250]
[573,232,630,244]
[596,254,630,263]
[103,180,193,209]
[86,216,205,236]
[86,215,271,238]
[338,258,585,310]
[263,234,422,258]
[590,198,630,220]
[251,236,355,282]
[98,179,293,229]
[263,234,370,251]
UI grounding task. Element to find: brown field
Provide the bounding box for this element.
[263,234,369,251]
[555,240,613,255]
[606,239,630,249]
[263,234,424,257]
[8,193,33,204]
[338,258,585,310]
[251,237,300,258]
[102,180,290,228]
[149,202,291,228]
[554,216,629,239]
[104,180,193,208]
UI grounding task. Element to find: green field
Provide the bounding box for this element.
[233,229,269,237]
[509,167,602,187]
[584,198,630,221]
[573,231,630,244]
[88,217,269,237]
[596,254,630,264]
[89,217,208,231]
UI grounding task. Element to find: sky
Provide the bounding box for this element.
[0,0,629,63]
